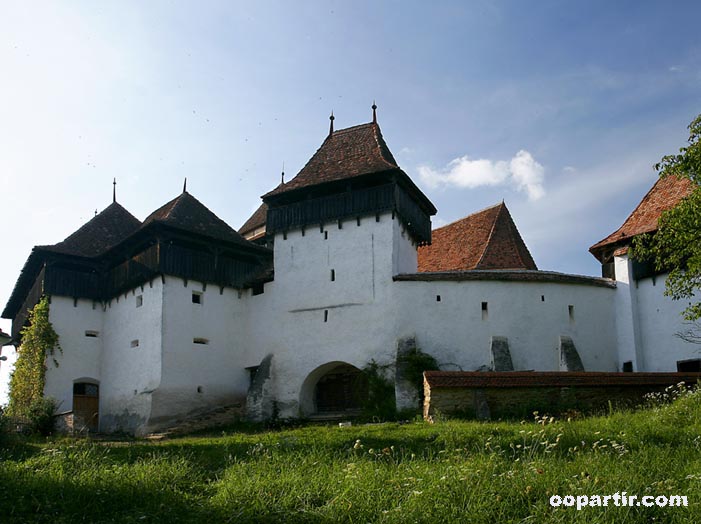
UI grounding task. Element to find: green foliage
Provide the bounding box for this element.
[7,297,61,420]
[361,360,396,420]
[0,406,8,447]
[397,345,439,403]
[2,392,701,523]
[27,397,57,436]
[632,114,701,322]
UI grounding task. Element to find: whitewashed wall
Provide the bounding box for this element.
[151,275,250,429]
[259,212,415,417]
[612,255,644,371]
[394,279,618,373]
[100,279,164,434]
[45,296,104,414]
[633,273,700,371]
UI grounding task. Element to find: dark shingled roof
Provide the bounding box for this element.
[143,191,251,247]
[418,202,537,272]
[590,175,694,261]
[424,371,701,389]
[263,122,399,198]
[239,202,268,238]
[38,202,141,258]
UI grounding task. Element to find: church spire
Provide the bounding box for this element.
[329,111,335,136]
[281,162,285,184]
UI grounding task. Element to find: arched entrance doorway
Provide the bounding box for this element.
[73,381,99,432]
[300,362,368,416]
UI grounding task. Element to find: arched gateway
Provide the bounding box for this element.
[299,362,368,416]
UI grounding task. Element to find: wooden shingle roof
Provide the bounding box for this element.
[590,175,694,262]
[38,202,141,258]
[143,191,251,247]
[418,202,537,272]
[263,122,399,198]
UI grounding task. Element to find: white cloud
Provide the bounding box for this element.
[417,150,545,200]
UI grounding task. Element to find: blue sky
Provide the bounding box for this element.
[1,1,700,399]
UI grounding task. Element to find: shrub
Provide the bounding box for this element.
[27,397,57,436]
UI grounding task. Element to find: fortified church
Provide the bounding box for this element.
[3,107,697,434]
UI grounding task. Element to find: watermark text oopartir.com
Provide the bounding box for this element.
[550,492,687,510]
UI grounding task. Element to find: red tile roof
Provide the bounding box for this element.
[424,371,701,389]
[239,202,268,238]
[263,122,399,198]
[590,175,694,261]
[417,202,537,272]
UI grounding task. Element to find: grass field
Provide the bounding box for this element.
[2,388,701,523]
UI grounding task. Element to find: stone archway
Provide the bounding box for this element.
[299,362,368,416]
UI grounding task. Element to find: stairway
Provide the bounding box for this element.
[145,403,245,439]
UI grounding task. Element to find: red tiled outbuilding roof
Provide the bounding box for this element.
[417,202,537,272]
[589,175,694,262]
[263,122,399,198]
[239,202,268,239]
[424,371,701,389]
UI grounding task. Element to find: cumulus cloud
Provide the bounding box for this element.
[418,150,545,201]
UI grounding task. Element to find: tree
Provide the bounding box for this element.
[633,114,701,336]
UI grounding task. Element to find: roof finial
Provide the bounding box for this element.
[281,162,285,184]
[95,209,98,217]
[112,178,116,203]
[329,111,335,136]
[183,177,187,193]
[372,101,377,124]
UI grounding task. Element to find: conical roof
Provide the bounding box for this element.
[143,191,251,247]
[418,202,537,272]
[263,122,399,198]
[589,175,694,261]
[39,202,141,258]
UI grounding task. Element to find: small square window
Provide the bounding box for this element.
[136,295,143,308]
[436,295,441,302]
[568,305,575,322]
[130,339,140,348]
[330,269,336,282]
[85,330,99,338]
[192,292,203,304]
[193,338,209,345]
[622,361,634,372]
[481,302,488,320]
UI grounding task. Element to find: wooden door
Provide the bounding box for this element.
[73,383,99,432]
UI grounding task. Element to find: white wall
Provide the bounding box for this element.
[612,255,644,370]
[45,296,104,414]
[260,212,414,417]
[634,273,701,371]
[394,279,618,373]
[151,275,250,428]
[100,279,164,434]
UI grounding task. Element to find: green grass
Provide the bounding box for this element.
[2,389,701,523]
